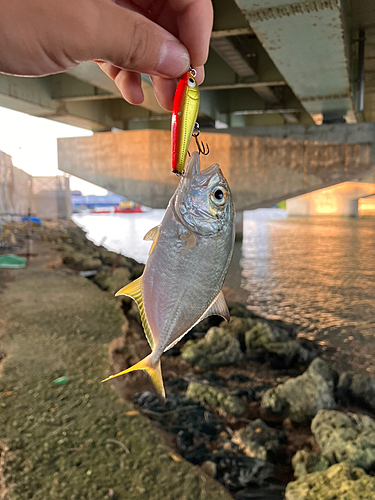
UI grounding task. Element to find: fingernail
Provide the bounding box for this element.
[157,40,190,77]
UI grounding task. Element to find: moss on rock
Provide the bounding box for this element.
[181,327,243,370]
[285,462,375,500]
[186,382,245,417]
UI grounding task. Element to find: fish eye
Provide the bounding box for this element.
[211,186,226,206]
[187,77,196,88]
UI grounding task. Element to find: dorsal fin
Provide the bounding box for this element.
[115,278,154,349]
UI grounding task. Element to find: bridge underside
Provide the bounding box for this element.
[58,124,375,212]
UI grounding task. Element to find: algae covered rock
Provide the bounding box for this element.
[245,322,275,351]
[285,462,375,500]
[220,317,255,338]
[181,327,244,369]
[261,358,337,422]
[93,268,132,295]
[245,321,320,368]
[62,250,102,271]
[336,372,375,411]
[186,382,245,417]
[232,418,284,461]
[311,409,375,472]
[227,302,251,318]
[292,450,330,478]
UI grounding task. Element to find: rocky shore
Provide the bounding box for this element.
[1,221,374,499]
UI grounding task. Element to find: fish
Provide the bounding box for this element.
[171,70,200,175]
[102,152,235,399]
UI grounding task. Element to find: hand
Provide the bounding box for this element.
[0,0,213,110]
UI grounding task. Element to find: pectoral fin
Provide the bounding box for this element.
[180,232,196,256]
[115,277,154,350]
[102,354,165,401]
[144,225,160,241]
[144,225,161,255]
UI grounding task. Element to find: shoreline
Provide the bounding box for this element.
[0,220,374,499]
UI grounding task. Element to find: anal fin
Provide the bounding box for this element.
[200,290,230,322]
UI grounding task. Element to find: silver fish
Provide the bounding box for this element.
[102,152,235,399]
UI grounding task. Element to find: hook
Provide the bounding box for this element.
[192,124,209,156]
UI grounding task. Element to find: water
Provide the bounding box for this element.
[73,210,375,375]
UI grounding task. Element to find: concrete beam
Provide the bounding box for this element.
[58,127,375,211]
[234,0,356,124]
[0,72,167,131]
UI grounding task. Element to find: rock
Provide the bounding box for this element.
[220,317,255,348]
[311,410,375,472]
[336,372,375,411]
[285,462,375,500]
[232,419,284,461]
[292,450,330,478]
[230,388,255,403]
[201,460,217,478]
[264,340,301,368]
[165,378,189,392]
[228,374,252,384]
[200,372,227,387]
[234,485,285,500]
[93,268,132,294]
[227,302,251,318]
[261,358,337,422]
[62,251,102,271]
[131,263,145,280]
[186,382,245,417]
[245,322,320,368]
[181,327,244,370]
[245,322,275,351]
[213,451,275,489]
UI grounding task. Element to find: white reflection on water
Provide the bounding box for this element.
[73,209,375,374]
[73,210,165,264]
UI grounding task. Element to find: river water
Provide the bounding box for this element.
[73,210,375,376]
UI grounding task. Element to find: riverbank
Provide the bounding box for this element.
[0,233,232,500]
[0,221,374,499]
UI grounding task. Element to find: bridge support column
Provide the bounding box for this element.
[235,211,243,240]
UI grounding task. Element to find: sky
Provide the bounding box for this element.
[0,106,107,195]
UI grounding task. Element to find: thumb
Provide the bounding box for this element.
[82,1,190,78]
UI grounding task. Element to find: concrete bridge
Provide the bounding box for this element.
[58,123,375,212]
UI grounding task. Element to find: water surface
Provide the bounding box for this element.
[73,211,375,375]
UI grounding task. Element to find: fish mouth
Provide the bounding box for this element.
[184,152,220,179]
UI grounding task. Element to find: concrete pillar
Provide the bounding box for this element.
[235,211,243,241]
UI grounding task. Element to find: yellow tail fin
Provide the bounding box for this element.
[102,354,165,400]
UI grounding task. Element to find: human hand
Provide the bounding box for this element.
[0,0,213,110]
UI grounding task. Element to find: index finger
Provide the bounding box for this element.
[172,0,213,68]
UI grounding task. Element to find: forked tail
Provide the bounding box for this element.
[102,354,165,400]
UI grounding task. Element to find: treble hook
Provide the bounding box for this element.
[192,122,209,156]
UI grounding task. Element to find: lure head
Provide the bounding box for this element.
[181,71,199,102]
[174,152,234,237]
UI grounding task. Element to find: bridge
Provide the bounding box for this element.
[2,0,375,214]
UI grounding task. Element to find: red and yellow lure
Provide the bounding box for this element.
[171,69,200,175]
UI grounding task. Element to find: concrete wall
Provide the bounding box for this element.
[58,128,375,211]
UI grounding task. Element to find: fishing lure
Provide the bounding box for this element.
[171,68,200,175]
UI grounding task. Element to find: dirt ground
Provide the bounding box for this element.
[0,241,232,500]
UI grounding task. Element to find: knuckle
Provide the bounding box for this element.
[123,19,151,70]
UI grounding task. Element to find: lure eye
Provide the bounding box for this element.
[187,77,196,88]
[211,186,227,206]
